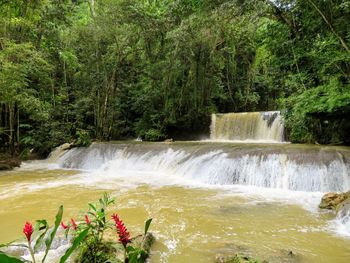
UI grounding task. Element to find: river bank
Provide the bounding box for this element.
[0,152,21,170]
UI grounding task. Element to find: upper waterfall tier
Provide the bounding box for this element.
[210,111,284,142]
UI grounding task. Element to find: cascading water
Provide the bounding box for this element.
[210,111,284,142]
[56,142,350,193]
[336,204,350,235]
[53,142,350,239]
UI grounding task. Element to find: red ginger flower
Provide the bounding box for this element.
[71,218,77,230]
[61,221,69,230]
[85,215,91,225]
[111,214,131,247]
[23,222,33,242]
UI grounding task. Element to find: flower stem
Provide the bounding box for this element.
[28,241,36,263]
[124,247,128,263]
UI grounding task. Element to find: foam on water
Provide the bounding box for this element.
[333,204,350,237]
[55,143,350,193]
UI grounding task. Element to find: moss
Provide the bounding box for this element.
[76,233,155,263]
[75,237,123,263]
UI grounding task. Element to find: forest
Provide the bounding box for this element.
[0,0,349,156]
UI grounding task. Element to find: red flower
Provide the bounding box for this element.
[71,218,78,230]
[61,221,69,230]
[23,222,33,242]
[85,215,91,225]
[111,214,131,247]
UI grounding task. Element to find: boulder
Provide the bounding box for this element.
[319,191,350,210]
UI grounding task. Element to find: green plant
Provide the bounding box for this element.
[75,193,117,263]
[76,193,153,263]
[0,206,88,263]
[144,129,165,142]
[75,129,91,147]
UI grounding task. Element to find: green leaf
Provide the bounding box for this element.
[88,203,96,211]
[36,220,48,231]
[34,220,49,252]
[87,211,96,217]
[144,218,152,235]
[126,246,136,253]
[126,246,146,263]
[0,253,25,263]
[42,205,63,262]
[34,231,48,253]
[59,228,89,263]
[128,253,138,263]
[0,241,14,249]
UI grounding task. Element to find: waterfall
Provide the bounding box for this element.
[210,111,284,142]
[56,143,350,193]
[336,204,350,235]
[47,143,72,163]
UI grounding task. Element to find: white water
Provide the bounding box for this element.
[210,111,284,142]
[55,143,350,193]
[52,142,350,237]
[334,203,350,237]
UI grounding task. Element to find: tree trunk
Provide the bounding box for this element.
[16,105,19,144]
[8,103,14,155]
[89,0,96,17]
[307,0,349,53]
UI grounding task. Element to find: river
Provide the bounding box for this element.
[1,141,350,262]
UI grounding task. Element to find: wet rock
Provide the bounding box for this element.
[0,154,21,171]
[0,163,12,170]
[215,254,268,263]
[215,254,227,263]
[319,191,350,210]
[62,142,74,150]
[132,232,155,254]
[266,249,304,263]
[214,243,303,263]
[164,138,173,143]
[215,243,252,257]
[214,243,264,263]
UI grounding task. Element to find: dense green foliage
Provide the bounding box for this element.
[0,0,349,154]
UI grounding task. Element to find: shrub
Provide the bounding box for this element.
[144,129,165,141]
[75,129,92,147]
